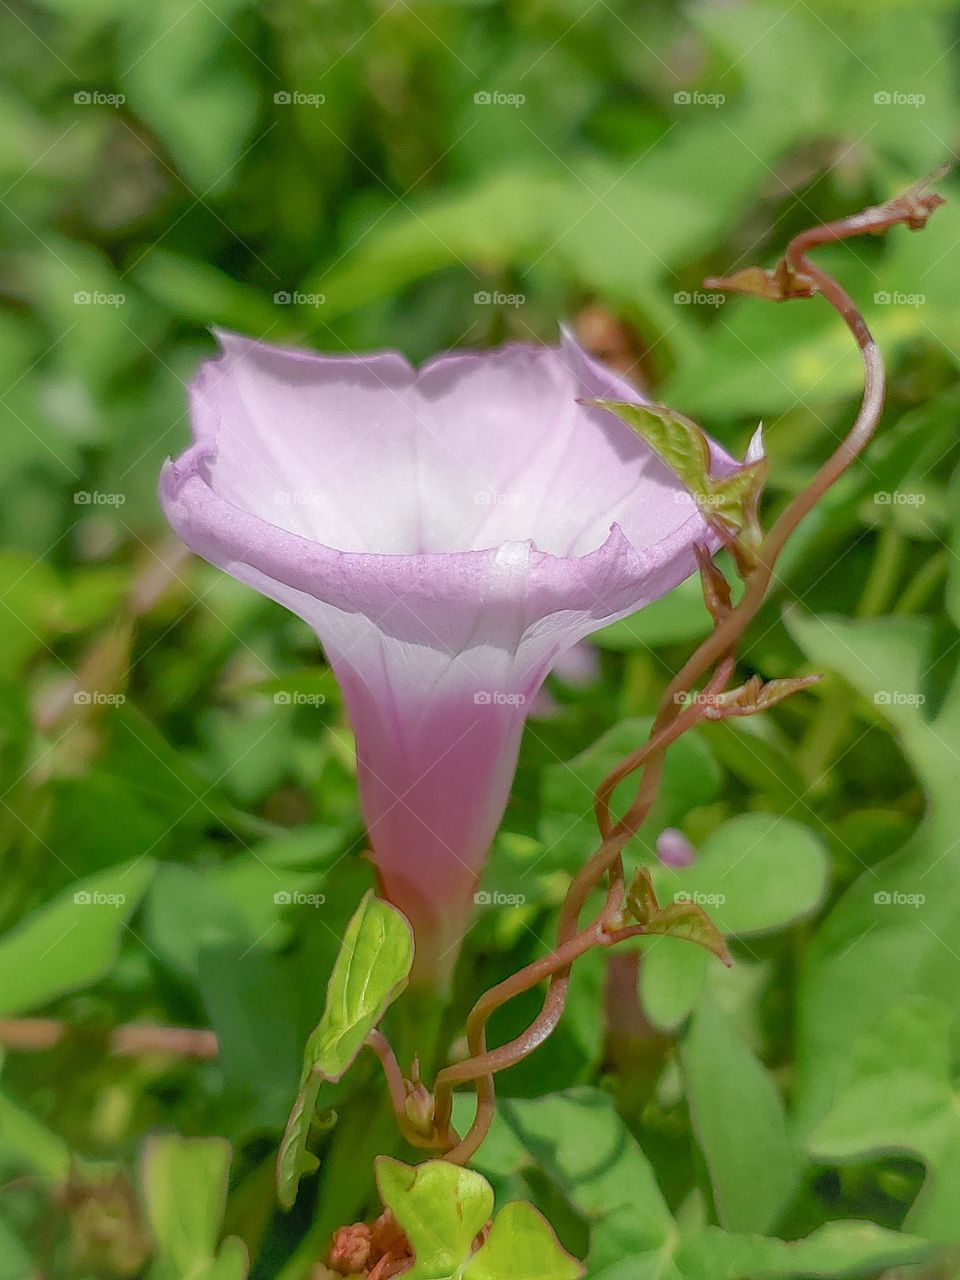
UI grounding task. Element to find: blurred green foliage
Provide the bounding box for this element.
[2,0,960,1276]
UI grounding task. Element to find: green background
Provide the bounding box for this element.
[2,0,960,1276]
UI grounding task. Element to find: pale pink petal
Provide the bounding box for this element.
[160,331,741,984]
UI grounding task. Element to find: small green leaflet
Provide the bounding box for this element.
[587,400,766,557]
[276,891,413,1209]
[626,867,731,965]
[376,1157,584,1280]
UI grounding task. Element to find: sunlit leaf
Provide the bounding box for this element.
[276,891,413,1208]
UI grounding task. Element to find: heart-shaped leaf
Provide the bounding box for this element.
[464,1201,583,1280]
[376,1157,584,1280]
[640,813,827,1029]
[376,1158,492,1278]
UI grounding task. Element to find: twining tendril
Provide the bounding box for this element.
[413,173,946,1164]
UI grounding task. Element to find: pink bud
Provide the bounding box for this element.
[656,827,697,868]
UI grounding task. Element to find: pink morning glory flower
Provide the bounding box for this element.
[160,330,740,986]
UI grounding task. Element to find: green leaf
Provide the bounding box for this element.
[471,1090,675,1271]
[786,614,960,1140]
[673,1221,933,1280]
[808,997,960,1241]
[142,1135,248,1280]
[0,1090,72,1181]
[592,1222,931,1280]
[117,0,259,191]
[377,1158,492,1279]
[640,814,827,1029]
[465,1201,584,1280]
[586,401,714,498]
[680,999,802,1234]
[0,859,155,1015]
[301,890,413,1079]
[587,401,765,553]
[376,1157,584,1280]
[276,891,413,1209]
[642,898,731,964]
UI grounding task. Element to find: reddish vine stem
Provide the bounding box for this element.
[428,175,945,1165]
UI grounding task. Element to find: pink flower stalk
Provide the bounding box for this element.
[160,330,740,987]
